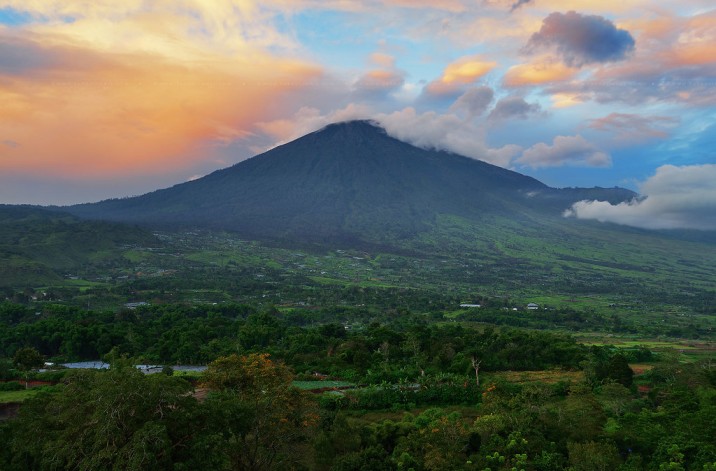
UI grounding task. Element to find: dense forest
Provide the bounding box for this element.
[1,301,715,470]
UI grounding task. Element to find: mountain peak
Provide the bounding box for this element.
[317,119,384,133]
[301,119,390,147]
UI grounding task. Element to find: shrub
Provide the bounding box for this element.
[0,381,23,391]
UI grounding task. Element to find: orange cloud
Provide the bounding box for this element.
[424,55,497,97]
[669,12,716,66]
[0,35,321,178]
[669,42,716,66]
[503,60,577,87]
[550,93,586,108]
[370,52,396,68]
[537,0,649,13]
[442,56,497,84]
[382,0,467,11]
[0,1,323,178]
[621,11,716,68]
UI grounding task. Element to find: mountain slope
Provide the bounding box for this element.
[67,120,634,246]
[0,206,157,287]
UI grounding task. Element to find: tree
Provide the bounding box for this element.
[583,351,634,388]
[607,353,634,387]
[471,356,482,387]
[204,353,318,470]
[567,441,621,471]
[6,367,216,471]
[391,409,471,471]
[12,347,43,389]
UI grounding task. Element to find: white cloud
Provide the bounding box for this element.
[259,105,526,168]
[518,135,611,168]
[376,107,522,167]
[565,164,716,230]
[256,104,372,144]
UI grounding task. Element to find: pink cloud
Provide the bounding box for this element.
[588,113,679,144]
[0,34,322,178]
[518,135,611,168]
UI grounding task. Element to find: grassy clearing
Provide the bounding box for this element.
[578,336,716,362]
[487,370,584,385]
[293,380,356,390]
[172,370,204,379]
[519,295,610,310]
[123,250,152,263]
[308,276,351,286]
[63,279,108,290]
[0,389,42,403]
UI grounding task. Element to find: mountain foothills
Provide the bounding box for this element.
[68,120,637,247]
[0,205,156,287]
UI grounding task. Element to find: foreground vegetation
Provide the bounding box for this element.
[0,300,714,470]
[1,348,714,470]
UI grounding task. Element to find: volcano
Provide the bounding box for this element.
[67,120,635,248]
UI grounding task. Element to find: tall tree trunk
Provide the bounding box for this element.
[471,356,481,387]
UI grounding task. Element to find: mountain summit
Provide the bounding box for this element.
[67,120,634,246]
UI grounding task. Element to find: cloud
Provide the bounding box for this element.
[536,10,716,106]
[0,35,67,75]
[258,103,522,168]
[588,113,679,144]
[256,104,373,145]
[0,3,323,179]
[549,93,586,108]
[518,135,611,168]
[369,52,396,68]
[487,96,541,121]
[353,69,406,97]
[450,86,494,117]
[376,107,522,167]
[2,1,299,57]
[423,55,497,99]
[510,0,533,12]
[441,56,498,84]
[524,11,635,67]
[565,164,716,230]
[2,140,19,148]
[352,51,406,99]
[503,59,578,87]
[0,37,322,177]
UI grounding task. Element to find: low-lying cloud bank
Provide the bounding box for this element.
[564,164,716,230]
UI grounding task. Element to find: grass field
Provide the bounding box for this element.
[0,389,43,404]
[293,380,356,391]
[486,370,584,385]
[577,336,716,362]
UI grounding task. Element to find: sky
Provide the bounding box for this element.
[0,0,714,229]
